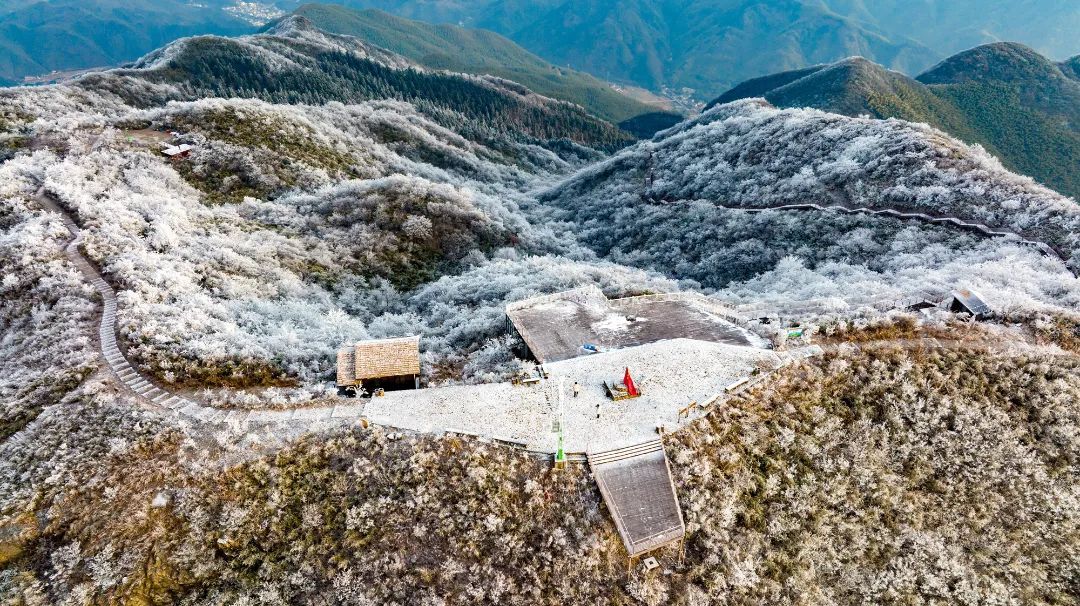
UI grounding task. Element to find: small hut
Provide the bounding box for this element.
[336,336,421,395]
[948,289,992,319]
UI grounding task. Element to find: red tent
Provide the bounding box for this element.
[623,367,639,397]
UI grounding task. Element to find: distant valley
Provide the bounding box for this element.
[298,0,1080,100]
[0,0,253,83]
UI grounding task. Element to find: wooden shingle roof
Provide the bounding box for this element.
[337,336,421,385]
[336,347,356,386]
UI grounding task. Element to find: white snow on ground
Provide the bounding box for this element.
[591,312,633,333]
[365,338,779,452]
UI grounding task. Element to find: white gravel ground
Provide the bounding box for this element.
[365,338,782,452]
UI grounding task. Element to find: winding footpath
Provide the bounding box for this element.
[35,188,367,431]
[34,187,1074,442]
[707,201,1077,277]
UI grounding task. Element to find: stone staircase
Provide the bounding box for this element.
[35,187,366,430]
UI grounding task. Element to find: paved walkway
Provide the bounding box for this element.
[33,186,1072,455]
[365,339,799,453]
[704,201,1076,277]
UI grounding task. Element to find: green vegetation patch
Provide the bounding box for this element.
[0,368,90,440]
[1027,312,1080,353]
[0,109,31,157]
[334,183,515,290]
[931,81,1080,199]
[293,4,660,125]
[164,107,358,203]
[134,350,297,391]
[169,107,353,173]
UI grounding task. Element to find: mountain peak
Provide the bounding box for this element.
[259,14,413,67]
[127,14,414,75]
[708,55,919,119]
[707,43,1080,199]
[263,14,317,37]
[917,42,1062,85]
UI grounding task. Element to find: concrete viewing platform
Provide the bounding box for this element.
[365,338,785,453]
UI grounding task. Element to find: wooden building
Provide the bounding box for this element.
[337,336,421,394]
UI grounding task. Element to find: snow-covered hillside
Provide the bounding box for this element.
[0,81,668,401]
[540,100,1080,309]
[2,18,1080,606]
[5,75,1080,399]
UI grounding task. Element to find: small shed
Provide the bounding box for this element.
[336,336,421,393]
[948,289,992,318]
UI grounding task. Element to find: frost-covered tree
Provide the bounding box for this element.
[541,99,1080,308]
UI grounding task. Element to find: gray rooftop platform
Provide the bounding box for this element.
[507,287,752,363]
[589,439,685,557]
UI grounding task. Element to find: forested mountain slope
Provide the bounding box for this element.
[1062,56,1080,81]
[540,99,1080,303]
[287,4,675,126]
[0,0,253,83]
[710,43,1080,199]
[80,15,632,153]
[708,58,961,126]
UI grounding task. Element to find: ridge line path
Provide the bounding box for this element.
[700,200,1077,278]
[32,186,1075,446]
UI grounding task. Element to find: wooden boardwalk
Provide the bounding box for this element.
[589,439,685,557]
